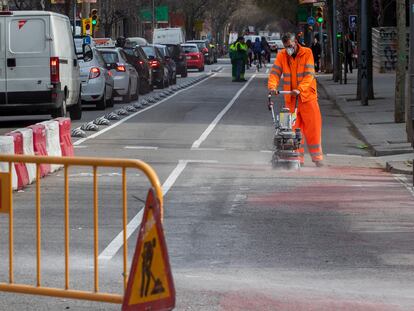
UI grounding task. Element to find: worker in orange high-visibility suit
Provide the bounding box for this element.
[268,33,324,167]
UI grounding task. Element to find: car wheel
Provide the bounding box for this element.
[96,88,107,110]
[107,92,114,108]
[165,77,170,87]
[173,74,177,84]
[123,83,132,103]
[69,94,82,120]
[157,79,165,89]
[199,66,205,72]
[181,69,188,78]
[52,97,67,118]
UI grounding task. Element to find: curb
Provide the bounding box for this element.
[386,161,413,175]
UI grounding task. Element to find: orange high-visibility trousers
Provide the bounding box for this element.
[286,98,323,163]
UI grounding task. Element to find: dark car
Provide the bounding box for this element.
[123,45,153,94]
[186,40,214,64]
[165,44,188,77]
[155,44,177,85]
[141,45,169,89]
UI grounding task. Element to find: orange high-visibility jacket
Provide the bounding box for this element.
[268,45,317,106]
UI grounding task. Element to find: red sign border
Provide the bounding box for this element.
[122,188,175,311]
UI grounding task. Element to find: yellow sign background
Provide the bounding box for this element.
[128,207,171,305]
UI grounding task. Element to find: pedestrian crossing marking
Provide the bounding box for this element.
[122,189,175,310]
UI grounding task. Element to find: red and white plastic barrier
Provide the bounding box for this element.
[6,131,30,190]
[0,117,74,191]
[40,120,63,172]
[16,128,36,184]
[0,136,18,190]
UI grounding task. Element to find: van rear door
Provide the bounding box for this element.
[0,17,6,105]
[6,15,51,104]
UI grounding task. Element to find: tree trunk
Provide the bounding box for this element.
[395,0,407,122]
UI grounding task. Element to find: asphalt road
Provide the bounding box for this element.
[1,61,414,310]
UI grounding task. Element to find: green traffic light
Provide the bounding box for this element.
[317,17,324,23]
[336,33,342,38]
[92,19,97,25]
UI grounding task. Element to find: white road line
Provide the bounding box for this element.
[393,174,414,196]
[191,74,256,149]
[266,68,269,74]
[74,73,216,146]
[260,150,273,153]
[98,159,218,261]
[191,147,225,151]
[99,160,188,261]
[124,146,159,150]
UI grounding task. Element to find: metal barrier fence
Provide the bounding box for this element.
[0,154,163,304]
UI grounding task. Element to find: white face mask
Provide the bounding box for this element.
[286,46,295,56]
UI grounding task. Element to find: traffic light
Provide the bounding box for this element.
[82,18,92,36]
[315,6,324,24]
[336,32,342,39]
[90,9,98,28]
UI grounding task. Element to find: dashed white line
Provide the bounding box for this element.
[191,74,256,149]
[124,146,159,150]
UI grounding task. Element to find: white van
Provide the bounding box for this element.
[153,28,185,45]
[0,11,82,119]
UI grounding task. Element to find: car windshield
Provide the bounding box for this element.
[157,47,167,57]
[101,52,119,64]
[167,45,180,58]
[142,46,156,58]
[183,46,198,53]
[123,48,134,56]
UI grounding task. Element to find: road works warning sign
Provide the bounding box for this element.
[0,172,11,213]
[122,189,175,311]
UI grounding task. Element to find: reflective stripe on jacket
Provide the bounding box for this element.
[267,45,317,105]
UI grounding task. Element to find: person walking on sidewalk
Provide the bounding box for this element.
[230,36,248,82]
[345,34,353,73]
[311,37,321,72]
[267,33,324,167]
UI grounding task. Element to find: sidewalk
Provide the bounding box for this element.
[317,71,413,175]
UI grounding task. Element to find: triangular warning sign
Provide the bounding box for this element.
[122,188,175,311]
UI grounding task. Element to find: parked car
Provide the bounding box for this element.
[165,44,187,77]
[123,45,153,94]
[186,40,214,64]
[153,28,185,44]
[98,47,139,103]
[79,47,114,110]
[155,44,177,85]
[127,37,148,47]
[182,43,204,72]
[0,11,82,119]
[268,39,284,53]
[141,45,169,89]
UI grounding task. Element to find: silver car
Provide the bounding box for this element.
[80,47,114,110]
[98,47,139,103]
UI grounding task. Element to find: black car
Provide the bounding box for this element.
[155,44,177,85]
[123,45,153,94]
[186,40,214,64]
[165,44,187,77]
[141,45,169,89]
